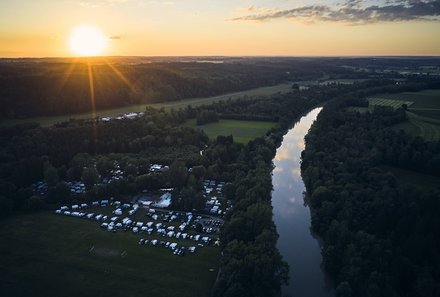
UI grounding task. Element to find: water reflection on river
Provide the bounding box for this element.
[272,108,334,297]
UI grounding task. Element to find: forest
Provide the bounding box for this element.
[301,93,440,296]
[1,58,440,296]
[0,57,329,120]
[2,56,432,121]
[0,78,392,296]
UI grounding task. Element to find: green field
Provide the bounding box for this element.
[391,112,440,141]
[347,97,414,113]
[185,119,277,144]
[0,212,219,297]
[368,98,414,109]
[371,89,440,109]
[382,165,440,190]
[0,83,293,128]
[366,89,440,141]
[410,108,440,119]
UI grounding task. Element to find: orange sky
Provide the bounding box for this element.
[1,0,439,57]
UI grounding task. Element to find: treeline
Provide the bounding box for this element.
[186,78,436,127]
[209,80,407,297]
[213,138,288,297]
[1,76,438,295]
[0,107,213,215]
[196,110,219,125]
[0,58,337,120]
[2,57,438,121]
[0,112,207,183]
[301,97,440,296]
[377,127,440,175]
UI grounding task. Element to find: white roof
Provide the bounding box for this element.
[153,192,172,208]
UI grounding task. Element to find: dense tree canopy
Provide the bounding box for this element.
[301,97,440,297]
[1,65,439,297]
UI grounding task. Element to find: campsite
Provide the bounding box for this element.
[55,197,223,251]
[1,53,439,297]
[2,170,227,297]
[1,179,228,297]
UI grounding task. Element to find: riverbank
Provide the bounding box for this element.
[272,107,334,297]
[300,89,440,296]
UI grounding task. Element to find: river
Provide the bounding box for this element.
[272,108,334,297]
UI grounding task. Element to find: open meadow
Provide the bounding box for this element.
[0,212,219,297]
[0,83,292,128]
[367,89,440,141]
[185,119,277,144]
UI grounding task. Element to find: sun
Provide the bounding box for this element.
[69,26,107,56]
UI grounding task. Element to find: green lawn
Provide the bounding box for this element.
[0,83,293,128]
[0,212,219,297]
[185,119,277,144]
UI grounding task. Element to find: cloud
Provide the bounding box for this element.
[232,0,440,25]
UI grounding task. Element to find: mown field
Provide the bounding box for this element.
[0,83,293,128]
[368,98,414,109]
[0,212,219,297]
[185,119,277,144]
[367,89,440,141]
[371,89,440,108]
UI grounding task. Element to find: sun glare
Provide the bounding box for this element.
[69,26,107,56]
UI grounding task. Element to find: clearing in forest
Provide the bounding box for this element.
[185,119,277,144]
[0,83,292,128]
[368,89,440,141]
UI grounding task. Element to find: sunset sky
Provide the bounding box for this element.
[1,0,439,57]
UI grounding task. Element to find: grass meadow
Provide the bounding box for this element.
[0,212,219,297]
[368,98,414,109]
[0,83,292,128]
[366,89,440,141]
[185,119,277,144]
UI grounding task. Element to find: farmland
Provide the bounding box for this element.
[366,89,440,141]
[370,89,440,108]
[0,83,293,128]
[185,119,277,144]
[0,212,219,297]
[368,98,414,109]
[392,112,440,141]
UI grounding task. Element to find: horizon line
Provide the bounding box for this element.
[1,54,440,60]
